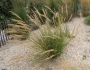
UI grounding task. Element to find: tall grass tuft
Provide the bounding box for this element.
[5,11,30,41]
[29,7,72,61]
[10,0,30,24]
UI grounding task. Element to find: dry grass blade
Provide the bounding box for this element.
[34,8,45,23]
[10,34,23,38]
[40,49,54,55]
[7,40,22,43]
[71,23,80,37]
[41,14,51,22]
[27,14,40,27]
[9,11,22,20]
[44,55,55,61]
[45,6,55,15]
[11,19,24,23]
[74,23,80,36]
[61,6,64,14]
[10,55,23,61]
[5,29,17,33]
[71,24,77,36]
[66,4,68,17]
[8,24,30,30]
[52,35,61,39]
[33,6,41,16]
[43,36,53,39]
[11,19,29,27]
[68,14,73,22]
[41,9,51,22]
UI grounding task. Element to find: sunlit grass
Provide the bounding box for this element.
[29,7,72,61]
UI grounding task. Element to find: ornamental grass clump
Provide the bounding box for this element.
[29,7,72,61]
[85,16,90,25]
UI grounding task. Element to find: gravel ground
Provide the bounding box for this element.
[0,17,90,70]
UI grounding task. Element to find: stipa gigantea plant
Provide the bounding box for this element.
[5,11,30,41]
[28,7,72,61]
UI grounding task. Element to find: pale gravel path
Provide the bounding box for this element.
[0,17,90,70]
[57,17,90,70]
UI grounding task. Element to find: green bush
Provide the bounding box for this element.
[85,16,90,25]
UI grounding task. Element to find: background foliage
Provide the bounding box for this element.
[0,0,12,20]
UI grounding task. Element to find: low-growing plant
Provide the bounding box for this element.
[29,7,72,61]
[85,16,90,25]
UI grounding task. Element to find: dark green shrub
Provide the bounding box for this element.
[0,0,13,20]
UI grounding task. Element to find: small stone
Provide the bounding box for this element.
[2,68,7,70]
